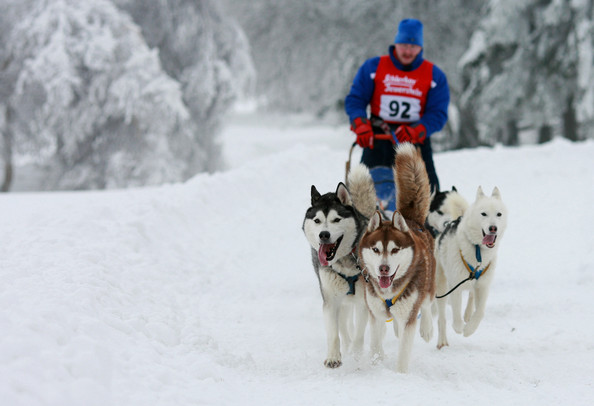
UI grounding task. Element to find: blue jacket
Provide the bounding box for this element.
[345,46,449,137]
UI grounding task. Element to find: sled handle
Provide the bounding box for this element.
[345,133,396,182]
[373,133,397,143]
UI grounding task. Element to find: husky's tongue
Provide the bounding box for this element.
[482,233,496,248]
[379,276,392,289]
[318,244,330,266]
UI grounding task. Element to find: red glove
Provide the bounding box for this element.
[350,117,374,149]
[395,123,427,144]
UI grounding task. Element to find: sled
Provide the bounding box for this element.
[345,133,398,212]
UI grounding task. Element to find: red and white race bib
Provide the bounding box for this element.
[370,56,434,125]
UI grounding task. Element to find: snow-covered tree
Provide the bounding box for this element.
[1,0,194,189]
[114,0,256,172]
[0,0,255,191]
[0,0,38,190]
[455,0,593,146]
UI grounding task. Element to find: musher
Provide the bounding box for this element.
[345,18,450,210]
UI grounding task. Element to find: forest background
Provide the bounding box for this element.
[1,0,592,191]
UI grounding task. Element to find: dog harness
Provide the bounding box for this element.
[435,245,491,299]
[460,245,491,280]
[329,251,366,295]
[336,272,359,295]
[384,281,410,322]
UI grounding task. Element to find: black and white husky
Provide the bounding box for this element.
[426,186,468,238]
[435,186,508,349]
[302,165,377,368]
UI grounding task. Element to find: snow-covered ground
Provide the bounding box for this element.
[1,112,593,405]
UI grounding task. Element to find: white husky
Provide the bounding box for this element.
[435,186,508,349]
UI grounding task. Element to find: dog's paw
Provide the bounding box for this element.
[420,324,433,342]
[437,340,449,350]
[324,358,342,368]
[463,319,480,337]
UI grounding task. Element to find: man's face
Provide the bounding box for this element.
[394,43,422,65]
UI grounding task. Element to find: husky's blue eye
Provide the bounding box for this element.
[372,247,380,254]
[314,219,321,224]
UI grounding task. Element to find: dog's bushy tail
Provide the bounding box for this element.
[444,190,469,220]
[347,164,377,219]
[393,143,431,226]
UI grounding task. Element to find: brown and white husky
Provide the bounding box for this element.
[357,143,436,373]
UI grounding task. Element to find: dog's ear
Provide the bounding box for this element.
[476,186,485,200]
[392,211,410,233]
[335,182,353,206]
[311,185,321,204]
[452,186,458,192]
[367,211,382,232]
[491,187,501,199]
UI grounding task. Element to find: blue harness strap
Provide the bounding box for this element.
[464,259,484,280]
[460,245,490,280]
[337,273,359,295]
[475,244,482,263]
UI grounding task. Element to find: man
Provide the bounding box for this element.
[345,18,449,195]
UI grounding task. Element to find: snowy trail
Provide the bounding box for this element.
[1,114,593,405]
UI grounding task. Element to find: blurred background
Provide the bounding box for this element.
[1,0,592,191]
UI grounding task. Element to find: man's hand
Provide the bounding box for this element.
[351,117,374,149]
[395,123,426,144]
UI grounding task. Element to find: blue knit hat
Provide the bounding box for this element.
[394,19,423,47]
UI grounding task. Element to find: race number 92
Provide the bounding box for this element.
[389,100,410,119]
[379,95,421,122]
